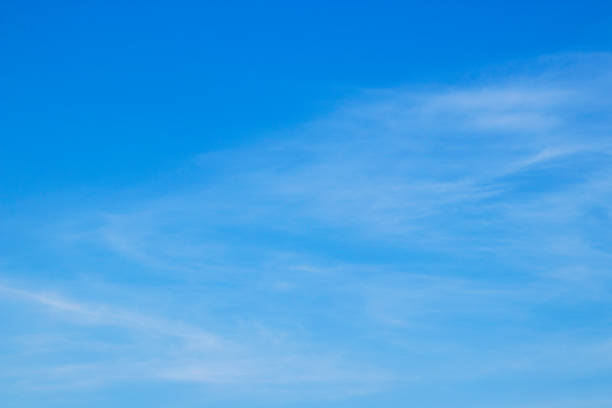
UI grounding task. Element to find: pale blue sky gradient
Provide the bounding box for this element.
[1,2,612,407]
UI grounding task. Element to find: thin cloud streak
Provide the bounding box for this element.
[3,53,612,404]
[0,281,391,394]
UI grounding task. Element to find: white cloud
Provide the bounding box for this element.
[3,52,612,403]
[0,281,390,395]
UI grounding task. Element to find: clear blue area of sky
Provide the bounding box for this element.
[1,1,611,196]
[1,2,612,408]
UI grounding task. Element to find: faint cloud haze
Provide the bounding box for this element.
[2,53,612,407]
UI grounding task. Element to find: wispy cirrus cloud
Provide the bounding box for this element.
[2,53,612,405]
[0,281,390,395]
[79,54,612,264]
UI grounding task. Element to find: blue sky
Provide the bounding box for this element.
[1,2,612,407]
